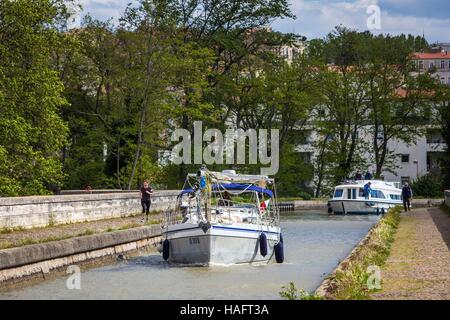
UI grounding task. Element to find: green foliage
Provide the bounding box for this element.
[0,1,443,197]
[326,206,401,299]
[275,144,314,197]
[0,0,70,196]
[410,174,443,198]
[308,27,436,195]
[279,282,324,300]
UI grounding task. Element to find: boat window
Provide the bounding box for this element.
[347,189,352,199]
[352,188,357,199]
[334,189,343,198]
[358,188,365,197]
[390,194,400,200]
[370,190,386,199]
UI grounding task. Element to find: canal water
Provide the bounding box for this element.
[0,211,379,300]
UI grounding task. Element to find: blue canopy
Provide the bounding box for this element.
[178,183,274,198]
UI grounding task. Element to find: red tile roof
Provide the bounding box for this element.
[411,52,450,59]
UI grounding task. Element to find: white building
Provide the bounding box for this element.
[411,51,450,85]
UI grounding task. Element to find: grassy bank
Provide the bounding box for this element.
[315,206,402,299]
[0,218,162,250]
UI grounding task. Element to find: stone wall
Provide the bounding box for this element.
[0,191,179,229]
[0,225,162,286]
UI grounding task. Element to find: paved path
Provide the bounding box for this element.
[372,207,450,300]
[0,213,163,250]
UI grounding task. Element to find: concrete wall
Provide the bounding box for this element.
[0,191,179,229]
[445,190,450,207]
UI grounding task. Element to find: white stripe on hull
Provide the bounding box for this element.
[165,223,280,265]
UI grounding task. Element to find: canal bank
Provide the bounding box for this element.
[315,205,450,300]
[315,206,402,299]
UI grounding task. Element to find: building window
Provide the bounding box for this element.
[441,60,446,69]
[448,60,450,69]
[401,154,410,163]
[429,61,435,69]
[441,77,446,84]
[419,60,424,70]
[448,77,450,85]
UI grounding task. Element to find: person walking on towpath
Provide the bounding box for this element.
[140,180,154,223]
[401,182,413,212]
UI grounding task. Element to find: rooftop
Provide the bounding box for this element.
[411,52,450,59]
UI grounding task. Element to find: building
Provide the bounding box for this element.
[271,36,306,64]
[411,51,450,86]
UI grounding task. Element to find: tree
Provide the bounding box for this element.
[0,0,70,195]
[433,82,450,190]
[363,34,432,178]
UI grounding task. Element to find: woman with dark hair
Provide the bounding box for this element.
[140,180,153,223]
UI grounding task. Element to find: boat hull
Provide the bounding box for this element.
[164,222,280,265]
[328,199,401,215]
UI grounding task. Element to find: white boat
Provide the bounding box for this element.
[327,180,402,215]
[160,167,284,265]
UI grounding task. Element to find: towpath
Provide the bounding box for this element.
[372,207,450,300]
[0,213,163,250]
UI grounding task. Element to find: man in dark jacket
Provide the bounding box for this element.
[401,183,413,212]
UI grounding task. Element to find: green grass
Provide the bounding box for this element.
[117,223,141,231]
[0,226,26,234]
[19,238,37,246]
[76,229,95,237]
[0,241,14,250]
[279,282,324,300]
[324,206,402,299]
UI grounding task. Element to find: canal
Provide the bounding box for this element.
[0,211,380,299]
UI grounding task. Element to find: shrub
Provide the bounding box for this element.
[410,174,442,198]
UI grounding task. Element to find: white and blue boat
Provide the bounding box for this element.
[327,180,402,215]
[160,168,284,265]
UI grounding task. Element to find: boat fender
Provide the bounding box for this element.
[199,221,211,233]
[162,239,170,260]
[259,233,268,257]
[274,237,284,263]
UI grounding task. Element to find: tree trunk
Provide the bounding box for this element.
[117,136,122,189]
[127,109,146,190]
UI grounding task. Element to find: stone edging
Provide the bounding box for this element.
[0,226,162,286]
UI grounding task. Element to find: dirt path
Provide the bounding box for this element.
[0,213,163,250]
[372,207,450,300]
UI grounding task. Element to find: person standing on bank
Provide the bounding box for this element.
[401,183,413,212]
[140,180,153,223]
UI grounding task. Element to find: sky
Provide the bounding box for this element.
[73,0,450,43]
